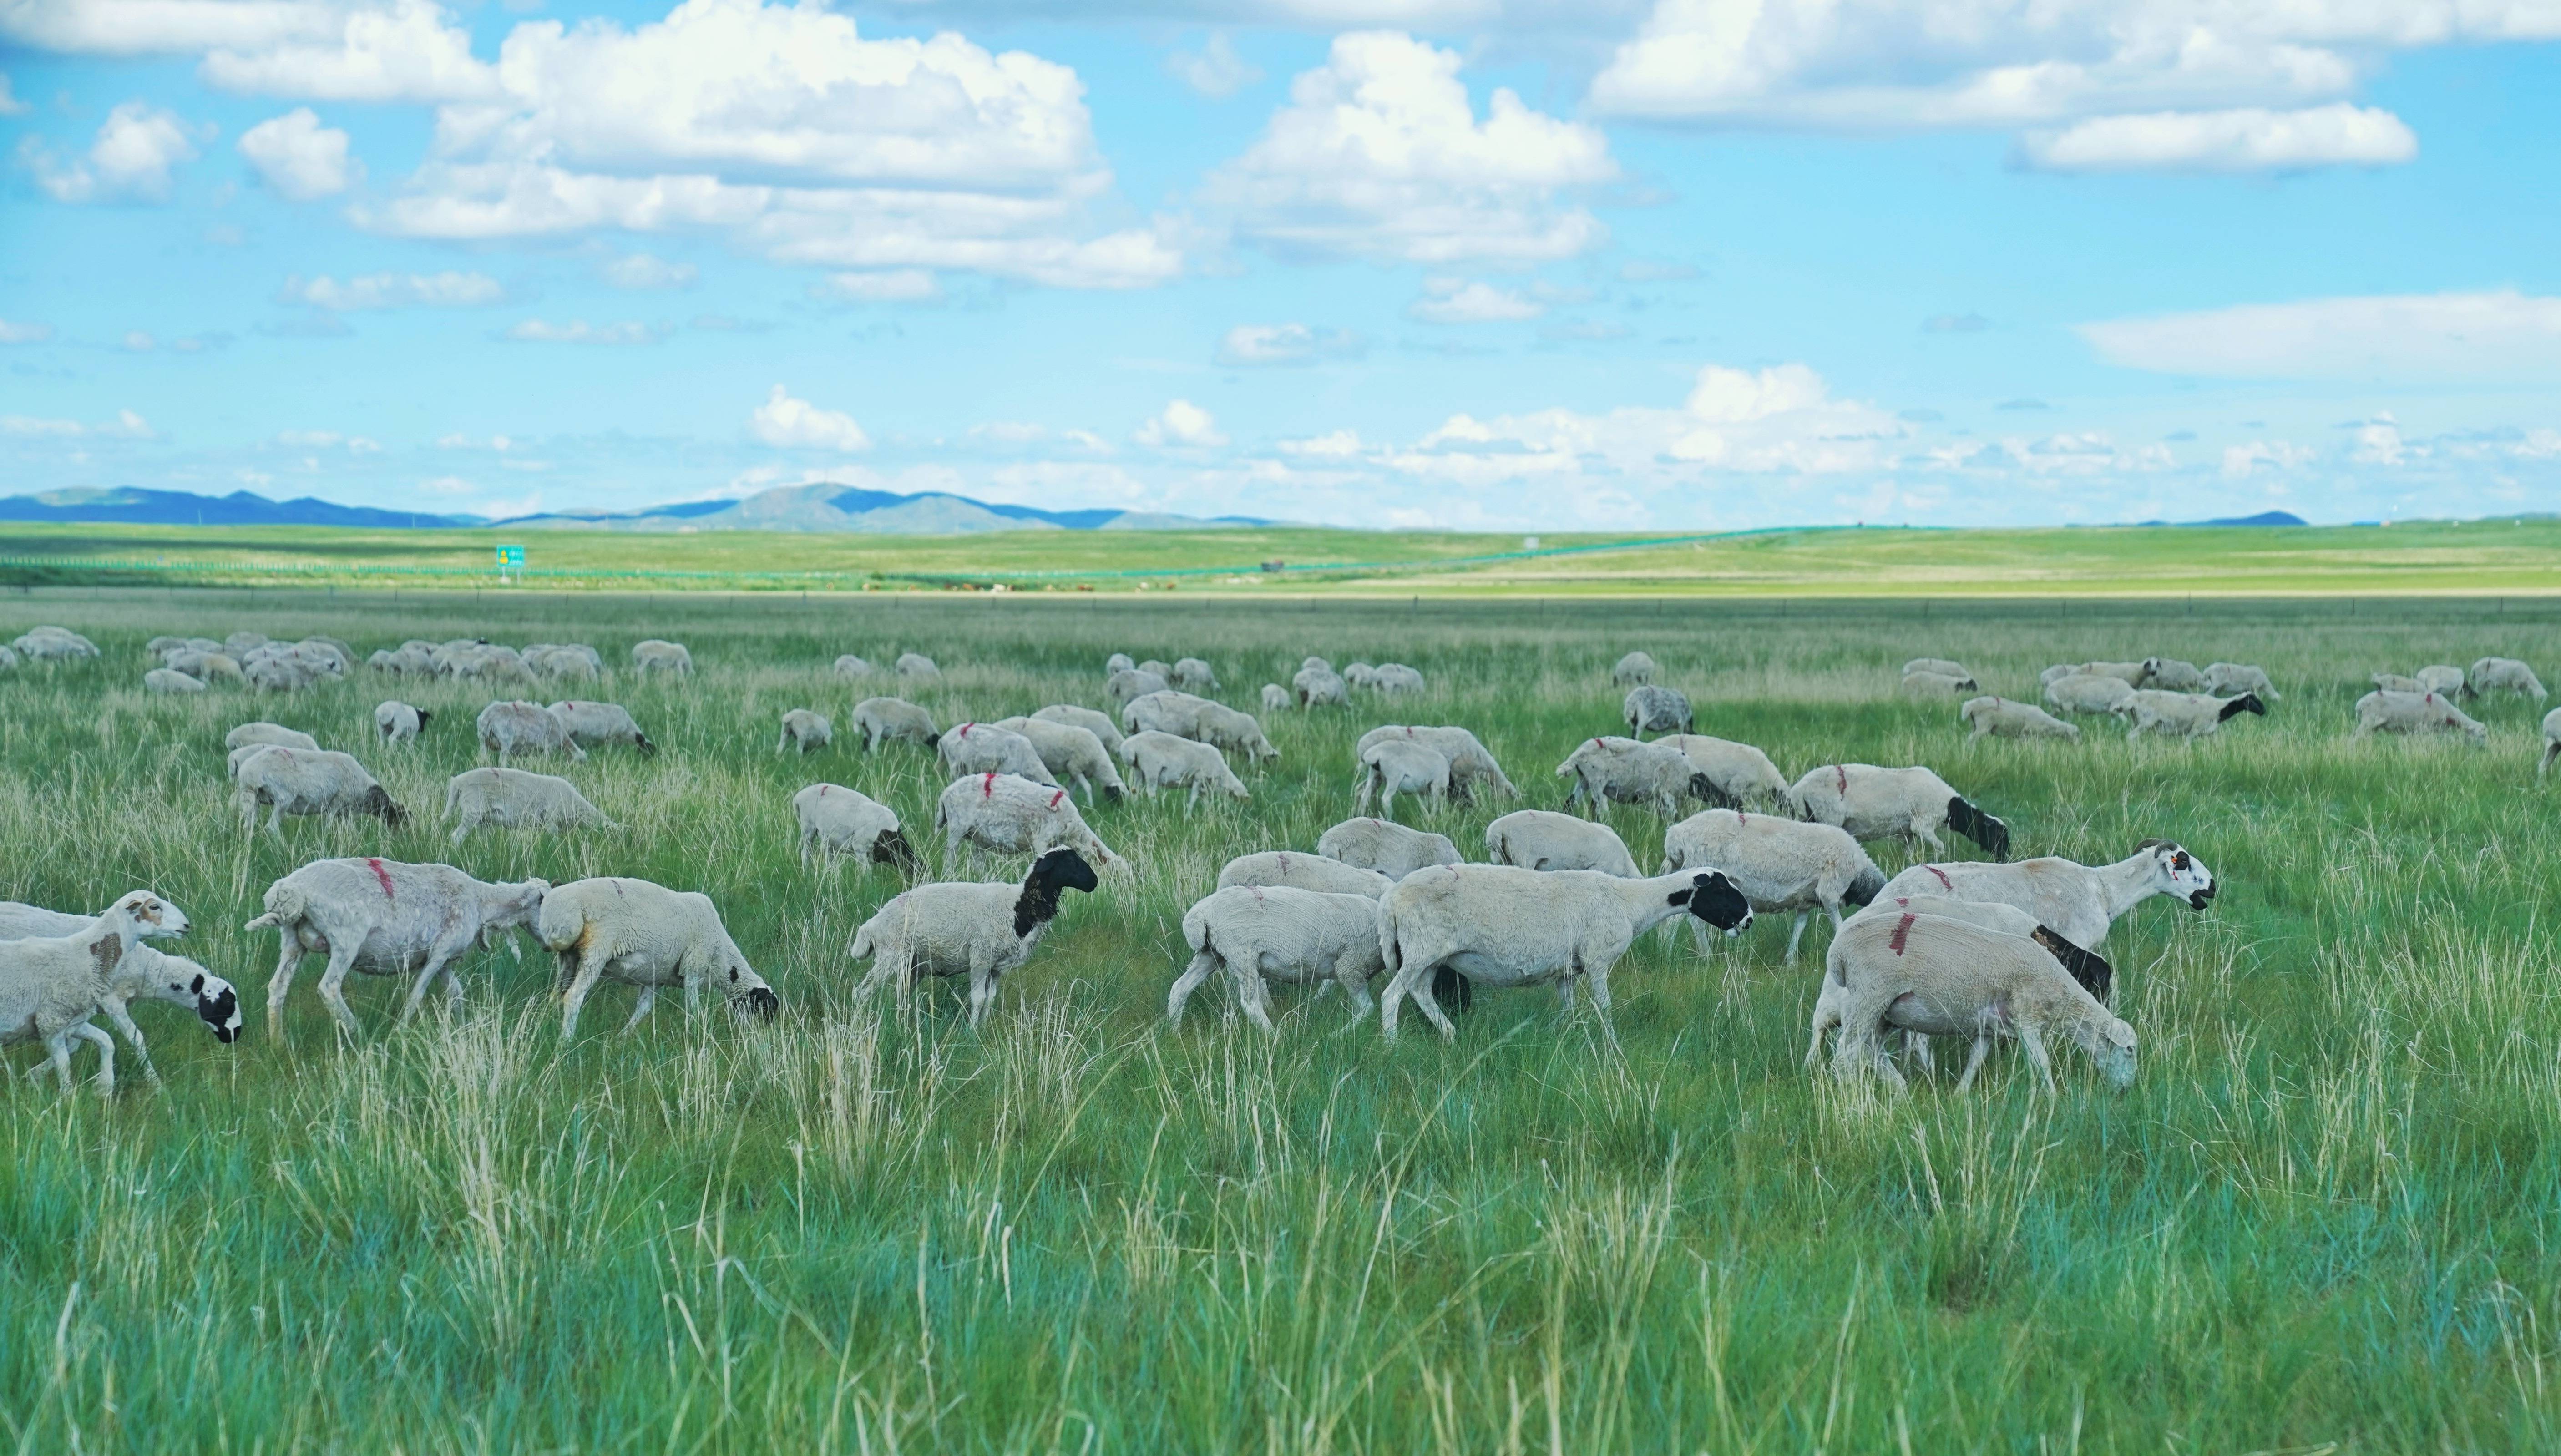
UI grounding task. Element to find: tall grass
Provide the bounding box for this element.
[3,588,2559,1453]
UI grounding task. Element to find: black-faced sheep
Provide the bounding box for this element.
[0,891,230,1086]
[1660,808,1883,960]
[0,891,185,1093]
[1788,763,2009,859]
[2116,689,2266,740]
[375,700,430,744]
[1899,670,1977,697]
[234,747,406,836]
[1822,911,2136,1095]
[849,848,1098,1026]
[792,783,918,870]
[1874,839,2214,955]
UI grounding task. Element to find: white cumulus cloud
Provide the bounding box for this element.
[1215,323,1364,365]
[599,253,697,290]
[1136,399,1228,447]
[200,0,496,102]
[752,384,871,451]
[280,270,504,310]
[2081,290,2561,380]
[821,270,941,302]
[1407,278,1543,324]
[238,107,363,198]
[2019,104,2416,172]
[0,73,27,115]
[1167,33,1262,97]
[25,101,207,202]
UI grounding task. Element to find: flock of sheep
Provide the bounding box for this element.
[1,623,2549,1100]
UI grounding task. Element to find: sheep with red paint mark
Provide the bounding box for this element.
[1822,910,2137,1095]
[934,772,1121,871]
[248,858,548,1037]
[938,721,1056,784]
[1787,763,2009,859]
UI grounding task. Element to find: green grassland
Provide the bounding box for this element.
[5,588,2561,1453]
[4,514,2561,594]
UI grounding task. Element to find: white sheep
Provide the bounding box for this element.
[1372,663,1426,694]
[1874,839,2215,955]
[0,892,186,1092]
[1556,735,1697,819]
[631,640,693,676]
[1903,657,1970,680]
[226,631,270,657]
[1139,658,1174,680]
[1217,850,1392,898]
[1260,683,1291,713]
[1660,808,1885,961]
[1171,657,1219,692]
[1121,689,1216,739]
[855,696,940,752]
[1612,652,1657,686]
[1356,725,1517,802]
[2201,662,2280,700]
[1485,809,1638,876]
[992,716,1125,803]
[850,848,1099,1025]
[1823,911,2136,1094]
[778,708,834,754]
[243,654,324,693]
[234,747,407,836]
[897,652,942,681]
[833,654,873,678]
[1119,730,1250,809]
[536,877,777,1038]
[1316,818,1460,879]
[2138,657,2208,691]
[792,783,919,870]
[1294,662,1350,708]
[2354,689,2486,745]
[12,626,100,661]
[145,668,206,694]
[1650,733,1787,809]
[1168,885,1387,1031]
[1355,738,1449,819]
[375,700,430,743]
[939,721,1057,785]
[2043,673,2137,715]
[2472,657,2545,699]
[0,644,16,672]
[1032,703,1125,755]
[1807,895,2114,1072]
[527,644,602,681]
[1194,703,1280,763]
[445,767,618,844]
[1899,670,1977,697]
[2543,708,2561,777]
[2417,665,2469,698]
[1105,652,1135,676]
[1622,684,1693,737]
[0,892,232,1085]
[1961,696,2080,741]
[479,699,586,765]
[2371,672,2429,695]
[936,772,1121,870]
[1375,864,1754,1043]
[2074,661,2148,686]
[248,859,548,1036]
[169,649,243,685]
[2116,689,2267,740]
[547,700,657,755]
[1344,662,1379,689]
[1106,667,1171,705]
[1788,763,2010,859]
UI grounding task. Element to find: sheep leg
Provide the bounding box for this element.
[99,995,160,1087]
[69,1023,118,1093]
[267,801,287,839]
[1785,911,1810,963]
[619,986,658,1034]
[1803,1002,1838,1072]
[1234,965,1278,1036]
[1165,950,1220,1026]
[1581,961,1622,1051]
[557,954,610,1040]
[1911,820,1945,854]
[1379,954,1455,1044]
[1352,768,1373,812]
[1954,1034,1993,1092]
[2018,1025,2058,1094]
[1333,955,1376,1023]
[314,943,369,1038]
[966,954,1001,1028]
[2543,740,2560,778]
[400,927,477,1021]
[265,935,306,1036]
[1185,783,1200,816]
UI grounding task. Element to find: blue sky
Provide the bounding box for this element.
[3,0,2558,531]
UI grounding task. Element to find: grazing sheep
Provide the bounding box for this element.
[1788,763,2010,859]
[993,717,1125,804]
[1557,736,1699,819]
[445,767,618,844]
[537,877,777,1039]
[2117,690,2266,740]
[855,696,940,752]
[1121,689,1218,738]
[850,848,1099,1026]
[939,721,1057,785]
[2354,689,2487,745]
[1374,865,1753,1043]
[526,644,603,681]
[0,893,185,1092]
[631,640,693,676]
[547,700,656,756]
[234,747,406,835]
[1961,696,2080,741]
[1139,658,1174,680]
[2043,672,2137,715]
[1032,703,1125,756]
[167,649,243,684]
[0,892,233,1085]
[243,653,325,693]
[1903,657,1971,680]
[1356,726,1517,802]
[1900,670,1977,697]
[1344,662,1379,689]
[778,709,834,754]
[792,783,919,870]
[1119,730,1250,810]
[1372,663,1426,694]
[249,859,547,1036]
[12,626,100,661]
[1660,808,1885,961]
[1355,738,1449,819]
[833,654,872,678]
[2372,672,2429,695]
[2471,657,2545,699]
[2200,662,2280,700]
[1294,662,1350,708]
[936,772,1121,870]
[2417,665,2470,698]
[1485,810,1638,877]
[1623,684,1694,738]
[2075,661,2149,686]
[1169,885,1387,1031]
[0,644,16,672]
[1105,652,1135,676]
[1171,657,1219,692]
[375,701,430,744]
[2138,657,2208,691]
[1612,652,1657,687]
[1218,851,1393,899]
[1874,839,2215,954]
[479,699,586,765]
[144,667,206,694]
[1824,911,2136,1094]
[2542,708,2561,777]
[1844,894,2115,1002]
[897,652,942,681]
[1650,734,1787,809]
[225,631,270,657]
[1316,818,1461,880]
[1261,684,1291,713]
[1106,667,1171,705]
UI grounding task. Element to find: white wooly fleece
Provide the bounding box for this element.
[1662,808,1882,925]
[1486,809,1637,876]
[850,850,1096,1026]
[2116,689,2265,740]
[2076,661,2148,686]
[897,652,942,680]
[1840,890,2116,1005]
[233,746,405,834]
[1822,911,2136,1096]
[2472,657,2545,699]
[1121,690,1215,738]
[833,654,873,678]
[2371,672,2428,694]
[2416,665,2469,697]
[1356,726,1517,801]
[936,772,1121,868]
[1293,664,1350,708]
[1355,738,1448,817]
[13,626,99,660]
[2199,662,2278,700]
[1556,735,1695,819]
[2354,689,2487,744]
[2043,673,2137,714]
[1105,652,1135,677]
[2543,708,2561,777]
[374,644,434,677]
[1623,684,1693,736]
[1172,657,1219,692]
[1344,662,1379,689]
[939,721,1054,784]
[445,767,617,844]
[1812,893,2059,1073]
[0,894,184,1092]
[1898,670,1975,697]
[247,859,547,1036]
[0,892,225,1085]
[632,640,693,676]
[2138,657,2207,691]
[145,668,206,694]
[547,701,655,754]
[855,696,940,751]
[169,649,242,683]
[1302,657,1332,673]
[1138,659,1173,680]
[1961,696,2080,741]
[1903,657,1969,680]
[792,783,912,867]
[1191,703,1277,763]
[527,644,603,681]
[1033,703,1125,755]
[479,700,586,764]
[244,655,323,692]
[1371,663,1426,694]
[1874,839,2215,952]
[1260,684,1291,713]
[1218,851,1392,899]
[1170,885,1387,1031]
[1316,817,1460,880]
[375,701,427,743]
[1119,730,1250,806]
[1106,667,1170,705]
[1787,763,2008,859]
[994,716,1125,802]
[1640,734,1782,809]
[537,877,774,1039]
[778,709,835,754]
[1612,651,1657,686]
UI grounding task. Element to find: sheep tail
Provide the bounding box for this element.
[246,881,307,933]
[849,922,874,961]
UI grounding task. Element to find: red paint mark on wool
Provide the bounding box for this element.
[1049,790,1066,809]
[1835,765,1847,796]
[1926,865,1951,890]
[366,858,395,900]
[960,723,974,737]
[1888,913,1915,955]
[982,773,997,798]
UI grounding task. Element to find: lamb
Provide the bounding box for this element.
[1316,817,1460,879]
[145,668,206,694]
[2202,662,2280,700]
[1650,734,1787,809]
[2417,665,2470,698]
[833,654,873,678]
[854,696,940,752]
[849,848,1098,1026]
[631,640,693,676]
[248,859,547,1036]
[1899,670,1977,697]
[2372,672,2429,695]
[1354,738,1449,818]
[1557,736,1700,819]
[1788,763,2010,859]
[375,701,430,744]
[234,747,406,835]
[897,652,941,681]
[1660,808,1885,961]
[445,767,618,844]
[1485,809,1638,877]
[1903,658,1970,680]
[2542,708,2561,777]
[1371,663,1426,694]
[938,721,1057,785]
[1293,662,1350,708]
[1171,657,1218,692]
[1119,730,1250,809]
[792,783,919,870]
[1217,850,1392,899]
[1374,865,1753,1043]
[2043,673,2137,715]
[1822,911,2136,1094]
[1612,651,1657,686]
[1874,838,2215,954]
[478,699,586,764]
[1106,667,1171,705]
[992,716,1125,803]
[547,700,656,755]
[1356,726,1516,802]
[1623,684,1694,737]
[0,892,186,1093]
[1168,885,1387,1031]
[2471,657,2546,699]
[2116,688,2267,739]
[778,708,834,754]
[2138,657,2208,691]
[0,891,233,1085]
[1261,684,1290,713]
[1960,696,2080,741]
[536,877,778,1038]
[2354,689,2487,745]
[936,772,1121,870]
[1032,703,1125,756]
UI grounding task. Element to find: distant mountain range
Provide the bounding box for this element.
[2142,510,2309,527]
[0,487,482,530]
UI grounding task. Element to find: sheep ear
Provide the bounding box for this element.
[2134,838,2169,852]
[190,973,205,993]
